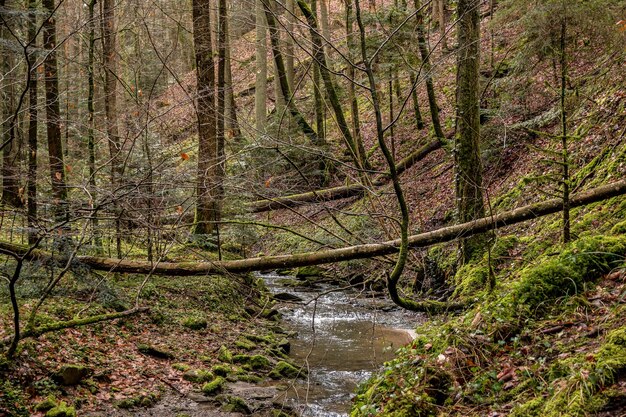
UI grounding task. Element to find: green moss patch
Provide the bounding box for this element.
[45,401,76,417]
[201,376,226,395]
[232,354,271,370]
[268,361,304,379]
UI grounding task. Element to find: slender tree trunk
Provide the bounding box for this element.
[319,0,331,56]
[408,72,424,131]
[354,0,413,311]
[344,0,363,153]
[560,17,570,243]
[298,0,368,170]
[192,0,218,235]
[438,0,447,50]
[43,0,69,223]
[285,0,295,90]
[1,2,21,209]
[87,0,101,250]
[311,0,325,143]
[224,10,241,141]
[255,0,268,138]
[215,0,228,256]
[271,0,286,115]
[27,0,39,244]
[101,0,122,256]
[263,0,319,144]
[415,0,444,140]
[455,0,485,263]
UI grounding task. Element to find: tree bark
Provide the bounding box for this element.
[263,0,319,144]
[192,0,218,235]
[1,1,22,209]
[101,0,122,255]
[285,0,295,90]
[415,0,445,140]
[345,0,363,154]
[224,7,242,140]
[455,0,484,263]
[255,0,268,138]
[87,0,101,250]
[3,180,624,276]
[43,0,69,223]
[297,0,367,171]
[27,0,38,244]
[311,0,326,143]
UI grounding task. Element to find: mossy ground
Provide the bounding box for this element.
[350,224,626,416]
[0,266,299,416]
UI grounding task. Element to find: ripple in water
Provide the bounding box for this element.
[260,273,421,416]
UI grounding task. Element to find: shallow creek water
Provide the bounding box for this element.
[260,272,422,416]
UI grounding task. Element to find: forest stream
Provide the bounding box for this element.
[260,272,421,416]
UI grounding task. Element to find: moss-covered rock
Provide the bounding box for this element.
[235,338,256,351]
[182,369,214,383]
[219,395,251,413]
[34,396,57,412]
[276,338,291,354]
[45,402,76,417]
[182,316,208,330]
[211,364,231,377]
[54,364,90,386]
[453,264,490,298]
[233,354,271,370]
[218,345,233,363]
[236,373,262,383]
[201,376,225,395]
[513,235,626,311]
[268,361,304,379]
[137,344,174,359]
[172,363,190,372]
[294,266,326,278]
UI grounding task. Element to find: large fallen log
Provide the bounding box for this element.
[250,139,442,212]
[2,179,625,275]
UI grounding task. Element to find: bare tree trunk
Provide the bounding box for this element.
[560,17,570,243]
[215,0,229,257]
[285,0,295,90]
[43,0,69,223]
[311,0,326,143]
[415,0,444,140]
[27,0,38,244]
[1,2,22,209]
[319,0,331,56]
[263,0,319,144]
[87,0,101,250]
[344,0,362,152]
[438,0,448,50]
[192,0,218,235]
[455,0,484,263]
[101,0,122,256]
[255,0,268,138]
[270,0,286,115]
[224,10,241,141]
[408,72,424,131]
[298,0,368,171]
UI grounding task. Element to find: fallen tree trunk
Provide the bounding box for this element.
[2,179,625,275]
[0,307,148,347]
[250,138,442,212]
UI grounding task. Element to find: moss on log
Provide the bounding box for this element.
[1,179,625,276]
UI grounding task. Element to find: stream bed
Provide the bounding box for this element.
[260,272,423,416]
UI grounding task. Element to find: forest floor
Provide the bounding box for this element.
[0,272,301,416]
